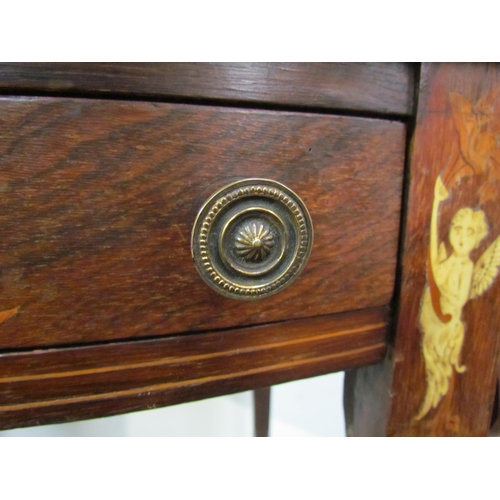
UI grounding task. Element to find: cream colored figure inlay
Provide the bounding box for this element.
[414,88,500,421]
[416,176,500,420]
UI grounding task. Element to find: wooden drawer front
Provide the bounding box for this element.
[0,98,405,349]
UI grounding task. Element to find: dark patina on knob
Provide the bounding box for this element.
[191,179,313,300]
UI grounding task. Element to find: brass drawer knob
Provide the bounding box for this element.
[191,179,313,300]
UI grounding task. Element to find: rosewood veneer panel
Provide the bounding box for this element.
[345,63,500,436]
[0,98,405,348]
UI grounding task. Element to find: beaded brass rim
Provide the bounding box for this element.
[191,179,313,300]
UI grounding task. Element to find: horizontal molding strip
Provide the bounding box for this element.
[0,322,385,384]
[0,343,385,413]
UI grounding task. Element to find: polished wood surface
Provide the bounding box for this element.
[0,307,387,430]
[0,63,415,116]
[0,98,405,349]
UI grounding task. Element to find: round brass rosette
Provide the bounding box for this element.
[191,179,313,300]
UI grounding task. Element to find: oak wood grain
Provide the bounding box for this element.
[0,307,387,430]
[0,63,415,116]
[0,98,405,349]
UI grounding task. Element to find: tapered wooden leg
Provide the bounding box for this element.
[253,387,271,437]
[343,360,392,437]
